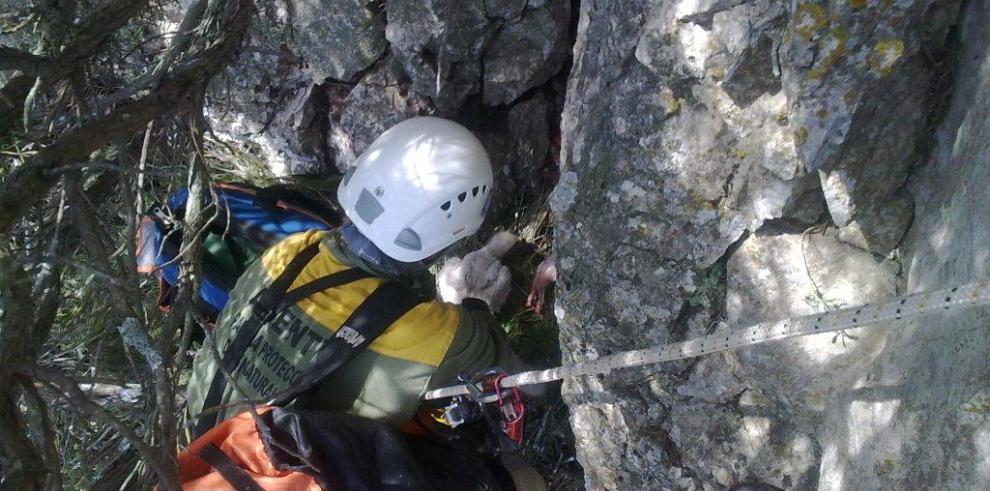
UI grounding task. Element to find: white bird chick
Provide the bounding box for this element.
[437,231,517,312]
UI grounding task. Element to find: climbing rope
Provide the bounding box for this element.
[424,280,990,400]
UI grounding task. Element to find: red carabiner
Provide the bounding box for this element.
[492,373,525,445]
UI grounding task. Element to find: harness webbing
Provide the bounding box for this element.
[424,280,990,400]
[195,241,372,435]
[270,282,425,406]
[197,443,265,491]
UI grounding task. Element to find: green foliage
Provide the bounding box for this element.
[687,262,726,308]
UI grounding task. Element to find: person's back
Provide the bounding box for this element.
[185,227,522,431]
[184,117,524,435]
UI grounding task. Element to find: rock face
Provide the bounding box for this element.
[329,57,436,170]
[207,0,570,195]
[290,0,387,83]
[386,0,571,110]
[482,0,572,106]
[206,7,333,175]
[552,0,987,488]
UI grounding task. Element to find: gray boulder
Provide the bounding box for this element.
[836,187,913,256]
[671,230,900,490]
[385,0,491,111]
[289,0,388,83]
[466,91,553,221]
[783,1,962,226]
[330,58,435,170]
[385,0,572,110]
[873,1,990,489]
[205,12,324,176]
[482,1,572,106]
[205,0,390,175]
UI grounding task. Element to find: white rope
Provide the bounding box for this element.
[424,280,990,400]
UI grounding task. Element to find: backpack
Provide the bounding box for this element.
[136,182,342,320]
[177,406,508,491]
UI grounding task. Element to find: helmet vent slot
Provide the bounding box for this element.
[441,201,451,211]
[472,186,479,197]
[394,228,422,251]
[458,192,467,202]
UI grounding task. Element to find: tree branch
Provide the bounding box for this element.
[0,255,48,490]
[0,46,53,75]
[22,365,182,491]
[18,376,63,491]
[0,0,255,237]
[0,0,152,135]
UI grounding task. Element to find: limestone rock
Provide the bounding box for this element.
[386,0,572,110]
[483,1,572,106]
[203,0,393,176]
[552,0,975,488]
[836,187,914,256]
[784,1,962,226]
[718,231,900,489]
[385,0,491,111]
[205,13,325,176]
[289,0,387,83]
[330,58,435,170]
[779,173,827,225]
[863,2,990,489]
[466,91,553,221]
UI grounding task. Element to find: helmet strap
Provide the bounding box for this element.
[339,223,434,278]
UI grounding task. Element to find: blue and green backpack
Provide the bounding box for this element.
[136,183,341,319]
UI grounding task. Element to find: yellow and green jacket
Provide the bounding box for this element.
[185,229,520,432]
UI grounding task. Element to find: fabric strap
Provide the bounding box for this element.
[195,240,424,437]
[270,281,425,406]
[196,442,266,491]
[196,241,361,436]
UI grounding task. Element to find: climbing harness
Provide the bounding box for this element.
[425,280,990,400]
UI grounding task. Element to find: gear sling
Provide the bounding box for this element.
[191,239,425,436]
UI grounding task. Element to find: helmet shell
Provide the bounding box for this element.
[337,117,494,262]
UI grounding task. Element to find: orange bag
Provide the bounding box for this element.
[176,406,508,491]
[177,407,319,491]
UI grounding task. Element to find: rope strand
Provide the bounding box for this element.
[425,280,990,400]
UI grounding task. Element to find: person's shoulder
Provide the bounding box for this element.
[370,298,462,367]
[258,230,335,273]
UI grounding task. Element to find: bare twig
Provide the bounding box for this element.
[17,376,64,491]
[158,108,211,456]
[22,365,182,491]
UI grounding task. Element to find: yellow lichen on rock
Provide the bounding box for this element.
[794,127,809,145]
[869,38,905,76]
[809,28,848,79]
[795,3,828,41]
[843,89,858,106]
[849,0,868,9]
[660,88,682,115]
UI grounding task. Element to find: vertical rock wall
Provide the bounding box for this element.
[206,0,573,198]
[552,0,987,489]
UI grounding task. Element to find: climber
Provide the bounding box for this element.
[183,116,543,489]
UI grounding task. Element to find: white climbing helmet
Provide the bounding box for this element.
[337,116,494,263]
